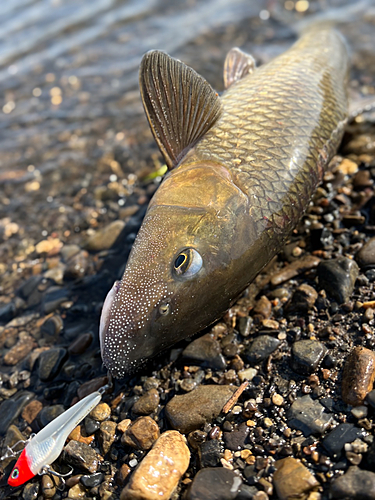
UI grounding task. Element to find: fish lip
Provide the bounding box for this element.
[99,280,120,357]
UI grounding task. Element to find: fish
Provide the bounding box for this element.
[7,390,102,487]
[99,26,349,378]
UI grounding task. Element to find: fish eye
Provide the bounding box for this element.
[159,302,170,316]
[173,248,202,278]
[11,468,19,479]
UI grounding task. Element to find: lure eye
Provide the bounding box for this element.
[159,302,170,316]
[173,248,202,278]
[11,468,19,480]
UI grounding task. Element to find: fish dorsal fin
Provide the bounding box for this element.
[224,47,256,89]
[139,50,222,170]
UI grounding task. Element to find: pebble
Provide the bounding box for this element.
[120,431,190,500]
[37,404,65,428]
[199,439,221,467]
[63,440,101,474]
[243,335,281,364]
[99,420,117,455]
[186,467,243,500]
[253,296,272,319]
[90,402,111,422]
[287,395,332,436]
[323,423,364,457]
[287,284,318,313]
[40,315,64,337]
[165,385,236,433]
[64,250,90,279]
[67,483,87,498]
[238,316,253,337]
[77,376,109,399]
[41,474,56,499]
[21,399,43,424]
[291,340,326,375]
[330,466,375,499]
[223,422,250,451]
[84,220,125,251]
[317,257,359,304]
[68,333,93,355]
[132,388,160,415]
[22,483,40,500]
[0,391,34,435]
[182,333,226,370]
[273,457,319,500]
[3,335,35,365]
[116,464,131,486]
[38,347,68,381]
[272,393,284,406]
[80,472,104,488]
[351,405,368,419]
[271,255,320,286]
[342,346,375,406]
[122,416,160,450]
[238,368,258,382]
[357,237,375,269]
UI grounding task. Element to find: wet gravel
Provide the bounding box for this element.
[1,3,375,500]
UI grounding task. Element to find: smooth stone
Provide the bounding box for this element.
[287,395,332,436]
[330,466,375,499]
[270,255,320,286]
[37,405,65,428]
[68,333,93,355]
[165,385,236,433]
[21,400,43,424]
[64,250,90,279]
[63,440,101,474]
[42,287,70,314]
[84,220,125,251]
[238,368,258,382]
[122,416,160,450]
[67,483,87,498]
[199,439,221,468]
[132,388,160,415]
[120,431,190,500]
[253,296,272,319]
[85,417,101,435]
[89,402,111,422]
[0,391,34,435]
[273,457,319,500]
[287,284,318,313]
[342,346,375,406]
[40,315,64,337]
[223,422,250,451]
[357,237,375,269]
[323,423,364,457]
[182,333,226,370]
[3,335,35,365]
[236,484,259,500]
[38,347,68,381]
[351,405,368,419]
[22,482,40,500]
[99,420,117,455]
[291,340,326,375]
[80,472,104,488]
[41,474,56,499]
[243,335,281,364]
[238,316,253,337]
[186,467,242,500]
[317,257,359,304]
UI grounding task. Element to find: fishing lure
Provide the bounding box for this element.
[6,388,105,487]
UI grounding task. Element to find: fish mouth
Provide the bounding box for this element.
[99,280,120,357]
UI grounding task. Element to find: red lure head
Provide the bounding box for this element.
[8,449,35,487]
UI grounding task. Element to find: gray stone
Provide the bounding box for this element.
[63,440,101,474]
[291,340,326,375]
[166,385,236,433]
[357,237,375,269]
[0,391,34,435]
[330,466,375,499]
[317,257,359,304]
[199,439,221,468]
[38,347,68,381]
[182,333,226,370]
[187,467,243,500]
[287,395,332,436]
[243,335,281,364]
[323,423,364,457]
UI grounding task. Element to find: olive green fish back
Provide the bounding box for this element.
[186,28,348,242]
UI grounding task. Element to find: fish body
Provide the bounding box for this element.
[8,391,102,486]
[100,27,349,378]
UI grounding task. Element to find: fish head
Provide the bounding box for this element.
[8,449,35,487]
[100,163,255,377]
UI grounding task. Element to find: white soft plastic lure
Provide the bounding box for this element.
[7,390,103,487]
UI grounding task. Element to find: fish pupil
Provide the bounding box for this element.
[174,253,187,269]
[11,468,19,479]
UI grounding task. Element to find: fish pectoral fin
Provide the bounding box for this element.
[223,47,256,89]
[139,50,222,170]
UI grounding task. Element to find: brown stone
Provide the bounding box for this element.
[116,464,131,486]
[342,346,375,406]
[120,431,190,500]
[273,457,319,500]
[132,388,160,415]
[122,416,160,450]
[270,255,320,286]
[89,402,111,422]
[68,333,93,355]
[3,336,35,365]
[21,400,43,424]
[99,420,117,455]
